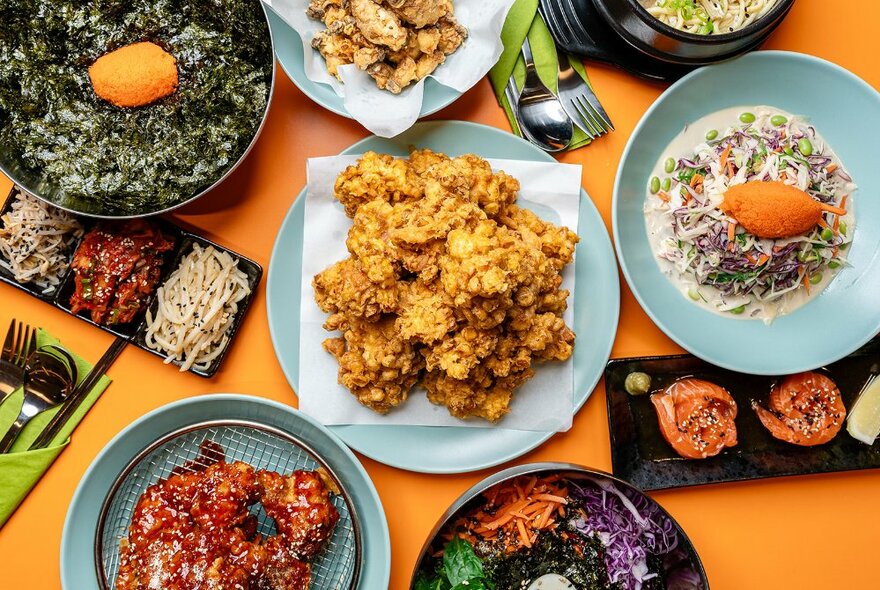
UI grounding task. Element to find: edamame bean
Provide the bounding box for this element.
[624,372,652,396]
[661,177,672,192]
[841,242,850,250]
[705,129,719,141]
[664,157,676,173]
[730,305,746,315]
[770,115,788,127]
[687,288,700,301]
[840,221,848,236]
[650,176,660,194]
[783,146,794,156]
[798,138,813,156]
[829,260,841,269]
[739,112,756,123]
[810,272,823,285]
[797,249,809,262]
[820,227,833,241]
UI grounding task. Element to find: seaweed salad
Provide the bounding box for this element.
[0,0,273,216]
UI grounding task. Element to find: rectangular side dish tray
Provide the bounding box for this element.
[605,338,880,491]
[0,187,262,378]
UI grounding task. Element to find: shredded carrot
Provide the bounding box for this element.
[727,159,735,178]
[833,214,840,232]
[818,218,830,230]
[690,173,703,188]
[727,222,736,252]
[803,272,811,295]
[832,246,839,257]
[757,254,770,266]
[841,195,848,209]
[720,145,731,169]
[516,519,532,548]
[657,190,671,203]
[443,475,571,555]
[745,252,756,265]
[826,163,838,174]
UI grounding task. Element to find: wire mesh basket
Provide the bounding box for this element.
[94,419,362,589]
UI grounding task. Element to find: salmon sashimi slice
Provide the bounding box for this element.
[650,378,738,459]
[753,372,846,446]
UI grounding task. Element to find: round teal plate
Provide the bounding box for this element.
[267,120,620,474]
[60,395,390,589]
[266,8,461,120]
[614,51,880,375]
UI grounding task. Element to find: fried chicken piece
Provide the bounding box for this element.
[334,151,424,216]
[440,220,556,303]
[259,537,312,590]
[423,325,499,379]
[385,0,453,28]
[389,180,486,280]
[499,204,580,270]
[423,365,534,422]
[437,16,468,54]
[323,316,424,413]
[257,470,340,561]
[313,257,398,321]
[395,281,456,344]
[420,154,520,217]
[346,199,400,285]
[350,0,408,50]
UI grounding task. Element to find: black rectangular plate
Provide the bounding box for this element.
[0,187,262,378]
[606,338,880,491]
[132,231,263,378]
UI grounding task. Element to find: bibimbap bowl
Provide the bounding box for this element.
[411,463,707,590]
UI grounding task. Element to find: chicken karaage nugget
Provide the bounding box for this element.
[422,325,499,380]
[386,0,453,28]
[395,281,456,344]
[423,365,534,422]
[322,316,424,413]
[350,0,408,50]
[313,258,398,321]
[499,204,580,270]
[334,151,424,217]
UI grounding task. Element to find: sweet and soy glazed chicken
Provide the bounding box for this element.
[115,462,339,590]
[307,0,467,93]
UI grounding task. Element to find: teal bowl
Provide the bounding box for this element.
[614,51,880,375]
[60,394,391,589]
[266,8,461,120]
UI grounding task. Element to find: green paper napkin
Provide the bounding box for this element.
[489,0,594,151]
[0,329,112,528]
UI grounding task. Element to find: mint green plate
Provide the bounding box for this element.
[60,395,390,589]
[614,51,880,375]
[266,8,461,120]
[267,121,620,474]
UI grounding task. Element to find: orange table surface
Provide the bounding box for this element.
[1,2,879,588]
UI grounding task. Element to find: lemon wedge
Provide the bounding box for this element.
[847,374,880,445]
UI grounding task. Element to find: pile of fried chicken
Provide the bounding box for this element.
[313,150,579,422]
[307,0,467,94]
[115,462,340,590]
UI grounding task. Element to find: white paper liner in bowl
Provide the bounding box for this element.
[263,0,517,137]
[298,155,581,432]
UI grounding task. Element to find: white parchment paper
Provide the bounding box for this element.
[298,155,582,432]
[263,0,517,137]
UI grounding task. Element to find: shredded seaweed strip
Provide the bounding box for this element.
[0,0,272,215]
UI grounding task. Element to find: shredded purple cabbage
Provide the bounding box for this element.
[570,479,688,590]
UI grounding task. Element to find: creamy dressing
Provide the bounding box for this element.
[645,106,856,324]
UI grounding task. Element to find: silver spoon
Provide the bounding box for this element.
[515,37,573,153]
[0,347,77,453]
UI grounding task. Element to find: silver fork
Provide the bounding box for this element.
[556,52,614,139]
[0,320,35,404]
